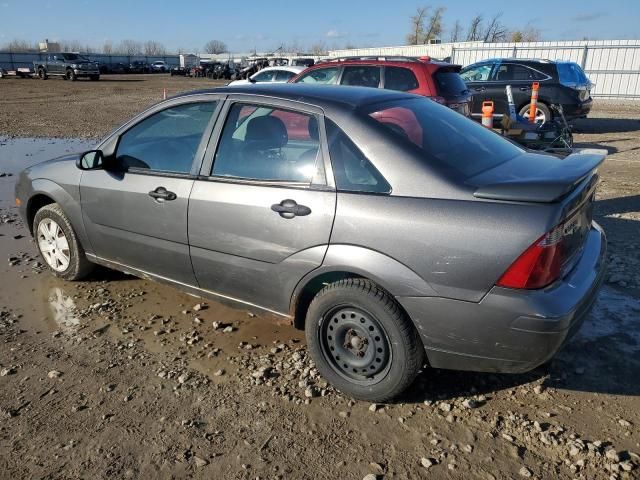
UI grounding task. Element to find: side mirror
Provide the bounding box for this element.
[76,150,104,170]
[248,76,256,83]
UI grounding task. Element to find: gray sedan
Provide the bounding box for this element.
[15,84,607,401]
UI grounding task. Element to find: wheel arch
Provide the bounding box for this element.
[290,245,437,329]
[26,193,56,235]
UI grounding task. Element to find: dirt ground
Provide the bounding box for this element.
[0,74,639,479]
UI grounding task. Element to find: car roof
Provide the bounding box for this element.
[175,83,417,109]
[311,57,456,69]
[257,65,306,74]
[468,58,558,65]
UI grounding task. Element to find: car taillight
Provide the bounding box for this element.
[497,223,568,289]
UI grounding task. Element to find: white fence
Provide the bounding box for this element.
[329,40,640,99]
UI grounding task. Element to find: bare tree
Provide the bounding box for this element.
[117,39,142,56]
[144,40,167,56]
[204,40,228,54]
[423,6,445,43]
[449,20,463,42]
[483,13,508,42]
[102,41,113,55]
[309,42,327,56]
[61,39,84,52]
[510,24,542,42]
[466,15,484,41]
[406,6,428,45]
[1,39,36,52]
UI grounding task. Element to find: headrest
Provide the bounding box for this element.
[245,115,288,148]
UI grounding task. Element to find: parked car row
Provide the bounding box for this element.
[98,60,172,74]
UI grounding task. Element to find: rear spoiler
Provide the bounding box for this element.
[473,149,607,203]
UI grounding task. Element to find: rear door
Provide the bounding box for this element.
[459,62,495,116]
[340,65,382,88]
[188,97,336,314]
[491,62,548,115]
[80,97,220,285]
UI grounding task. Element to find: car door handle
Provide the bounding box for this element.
[519,87,531,91]
[148,187,177,201]
[473,87,486,92]
[271,199,311,219]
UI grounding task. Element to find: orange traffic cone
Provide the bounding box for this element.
[482,101,494,128]
[528,82,540,123]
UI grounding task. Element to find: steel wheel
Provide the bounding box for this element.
[319,306,392,385]
[37,218,71,272]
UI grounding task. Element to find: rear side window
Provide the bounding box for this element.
[326,120,390,194]
[116,102,217,173]
[252,70,274,82]
[494,64,545,81]
[295,67,340,84]
[274,70,296,81]
[433,70,468,96]
[557,62,590,86]
[364,98,523,178]
[384,67,419,91]
[340,66,381,88]
[212,103,322,183]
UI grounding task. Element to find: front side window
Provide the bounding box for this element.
[326,120,390,194]
[116,102,217,173]
[251,70,274,82]
[459,64,493,82]
[212,103,322,183]
[295,67,340,84]
[384,67,419,91]
[340,66,381,88]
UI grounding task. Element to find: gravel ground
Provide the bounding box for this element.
[0,75,638,479]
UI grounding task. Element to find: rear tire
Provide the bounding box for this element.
[305,278,424,402]
[66,69,77,81]
[519,102,551,124]
[38,68,48,80]
[33,203,94,281]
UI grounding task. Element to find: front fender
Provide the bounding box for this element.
[27,178,93,256]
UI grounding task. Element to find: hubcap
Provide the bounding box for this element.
[37,219,70,272]
[319,307,391,384]
[521,106,547,124]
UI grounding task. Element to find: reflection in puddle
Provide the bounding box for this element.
[47,287,81,330]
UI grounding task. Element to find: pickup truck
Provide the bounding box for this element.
[34,53,100,81]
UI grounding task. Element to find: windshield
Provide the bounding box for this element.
[557,62,590,86]
[363,98,523,178]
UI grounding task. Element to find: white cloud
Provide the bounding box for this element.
[325,29,346,39]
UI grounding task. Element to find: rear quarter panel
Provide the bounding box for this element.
[330,193,552,302]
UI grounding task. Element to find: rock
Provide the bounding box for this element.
[48,370,62,379]
[569,446,580,456]
[213,369,225,377]
[338,411,350,418]
[193,456,209,467]
[369,403,381,412]
[605,449,620,462]
[420,457,435,469]
[362,475,377,480]
[304,386,317,398]
[519,466,532,477]
[369,462,385,474]
[619,460,634,472]
[438,402,452,412]
[462,398,479,409]
[193,303,206,311]
[533,385,545,394]
[178,373,191,384]
[222,326,234,333]
[0,367,16,376]
[618,419,631,427]
[212,321,221,330]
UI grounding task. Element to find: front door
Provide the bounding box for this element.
[188,100,336,314]
[460,62,495,117]
[80,100,219,285]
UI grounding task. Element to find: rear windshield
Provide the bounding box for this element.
[557,62,590,86]
[433,70,468,96]
[363,98,523,178]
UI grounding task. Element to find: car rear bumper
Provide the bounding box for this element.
[562,98,593,119]
[397,222,606,373]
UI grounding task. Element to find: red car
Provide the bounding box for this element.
[289,56,472,116]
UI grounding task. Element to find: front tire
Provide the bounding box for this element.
[305,278,424,402]
[33,203,93,281]
[38,68,48,80]
[66,69,77,81]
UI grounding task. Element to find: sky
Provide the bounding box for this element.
[0,0,638,53]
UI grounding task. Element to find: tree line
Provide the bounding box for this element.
[0,38,230,55]
[407,6,542,44]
